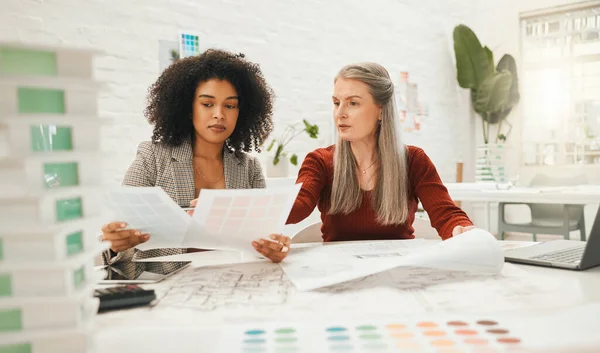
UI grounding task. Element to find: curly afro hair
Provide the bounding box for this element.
[145,48,274,154]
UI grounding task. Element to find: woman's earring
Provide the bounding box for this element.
[378,120,382,125]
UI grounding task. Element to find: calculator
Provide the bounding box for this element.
[94,285,157,312]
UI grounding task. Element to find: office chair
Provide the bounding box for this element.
[497,173,587,241]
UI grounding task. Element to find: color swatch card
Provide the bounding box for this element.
[188,184,302,254]
[104,184,302,254]
[216,318,525,353]
[281,229,504,291]
[179,32,200,58]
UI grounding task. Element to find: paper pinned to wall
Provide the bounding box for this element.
[280,229,504,291]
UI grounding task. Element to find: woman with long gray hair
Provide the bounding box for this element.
[261,62,475,263]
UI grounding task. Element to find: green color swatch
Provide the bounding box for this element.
[0,48,57,76]
[0,274,12,297]
[43,162,79,188]
[0,343,32,353]
[0,309,22,331]
[356,325,377,331]
[55,197,83,222]
[30,125,73,152]
[65,231,84,256]
[73,266,85,288]
[359,334,382,340]
[18,87,65,114]
[275,328,296,334]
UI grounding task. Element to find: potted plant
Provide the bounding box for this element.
[453,24,521,183]
[265,119,319,177]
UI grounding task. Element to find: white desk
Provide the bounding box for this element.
[445,183,600,231]
[95,241,600,353]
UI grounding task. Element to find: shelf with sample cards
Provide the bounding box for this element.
[0,217,105,263]
[0,283,98,333]
[0,325,93,353]
[0,43,99,79]
[0,244,105,298]
[0,42,105,353]
[0,116,102,158]
[0,151,103,196]
[0,76,102,117]
[0,187,104,226]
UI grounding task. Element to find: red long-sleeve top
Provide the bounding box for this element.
[286,145,473,241]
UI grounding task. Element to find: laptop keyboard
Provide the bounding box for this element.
[531,245,586,264]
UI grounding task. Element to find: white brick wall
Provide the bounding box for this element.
[5,0,597,235]
[1,0,484,186]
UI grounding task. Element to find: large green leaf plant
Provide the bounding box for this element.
[453,24,520,144]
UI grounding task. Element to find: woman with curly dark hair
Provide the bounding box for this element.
[101,49,289,269]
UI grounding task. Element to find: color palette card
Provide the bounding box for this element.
[179,32,200,58]
[216,318,524,353]
[189,184,302,255]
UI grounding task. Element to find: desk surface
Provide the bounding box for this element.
[95,240,600,353]
[445,183,600,204]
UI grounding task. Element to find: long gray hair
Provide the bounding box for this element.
[329,63,409,225]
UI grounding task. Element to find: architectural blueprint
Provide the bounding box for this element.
[150,260,583,323]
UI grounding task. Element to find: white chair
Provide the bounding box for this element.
[412,216,440,239]
[291,221,323,243]
[497,173,588,241]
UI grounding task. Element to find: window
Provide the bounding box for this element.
[521,3,600,166]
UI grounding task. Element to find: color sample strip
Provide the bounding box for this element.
[455,329,478,336]
[243,329,266,353]
[326,326,347,333]
[498,337,521,344]
[0,309,22,331]
[30,125,73,152]
[446,321,468,327]
[18,87,65,114]
[417,321,438,328]
[274,327,298,352]
[0,48,57,76]
[326,326,352,351]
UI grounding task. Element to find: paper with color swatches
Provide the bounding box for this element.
[217,319,523,352]
[104,184,302,254]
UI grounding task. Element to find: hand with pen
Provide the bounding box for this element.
[186,199,291,263]
[101,222,150,253]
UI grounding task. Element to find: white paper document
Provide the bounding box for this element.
[104,184,302,253]
[104,187,192,250]
[280,229,504,291]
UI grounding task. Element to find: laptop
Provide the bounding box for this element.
[504,206,600,270]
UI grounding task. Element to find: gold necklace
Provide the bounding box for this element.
[357,160,378,174]
[193,164,224,184]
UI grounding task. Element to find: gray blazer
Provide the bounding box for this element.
[102,140,266,275]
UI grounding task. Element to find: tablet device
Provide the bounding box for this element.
[97,261,191,284]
